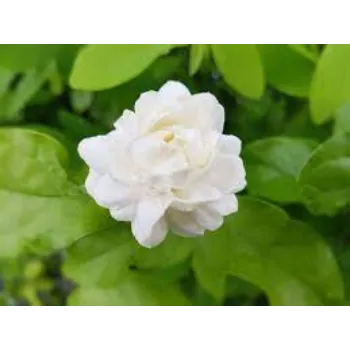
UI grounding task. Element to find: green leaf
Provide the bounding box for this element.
[70,44,176,91]
[0,45,63,72]
[333,102,350,135]
[64,226,191,306]
[193,197,344,305]
[283,105,330,141]
[0,67,15,98]
[337,247,350,301]
[47,62,63,96]
[211,44,265,99]
[189,44,208,76]
[64,225,133,287]
[0,63,54,120]
[243,137,318,203]
[225,276,262,305]
[0,294,8,306]
[288,44,318,62]
[0,128,112,258]
[70,90,94,113]
[298,132,350,216]
[259,44,315,97]
[57,110,107,142]
[310,45,350,124]
[193,227,232,300]
[132,234,194,269]
[56,44,82,81]
[69,272,190,306]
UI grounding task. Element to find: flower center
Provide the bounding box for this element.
[163,131,174,143]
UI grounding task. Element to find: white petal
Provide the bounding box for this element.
[172,184,222,209]
[153,157,188,177]
[195,206,224,231]
[167,208,204,237]
[130,135,187,176]
[158,81,191,101]
[131,195,172,248]
[176,129,218,168]
[134,91,158,115]
[113,110,139,138]
[207,154,246,193]
[104,131,134,183]
[90,174,131,209]
[218,134,242,156]
[207,194,238,216]
[85,170,100,198]
[184,93,225,132]
[78,136,110,174]
[110,204,136,222]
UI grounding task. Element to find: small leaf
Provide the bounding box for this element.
[298,132,350,215]
[310,45,350,124]
[189,44,208,75]
[211,44,265,99]
[259,44,315,97]
[243,137,318,203]
[70,44,176,91]
[70,90,94,113]
[47,62,63,95]
[0,45,63,72]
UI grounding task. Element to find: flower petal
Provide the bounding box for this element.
[130,135,187,176]
[89,174,131,208]
[218,134,242,156]
[195,205,224,231]
[158,81,191,101]
[134,91,159,115]
[172,183,222,210]
[85,170,100,198]
[113,110,139,139]
[207,194,238,216]
[110,204,136,222]
[183,93,225,132]
[78,135,111,174]
[207,154,246,193]
[167,208,205,236]
[131,195,171,248]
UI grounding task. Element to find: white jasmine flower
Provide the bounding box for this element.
[78,81,246,248]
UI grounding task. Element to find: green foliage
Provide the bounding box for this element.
[70,44,177,91]
[212,44,265,99]
[0,44,349,306]
[258,44,316,97]
[310,45,350,124]
[243,137,318,203]
[193,197,344,305]
[189,44,209,76]
[0,45,63,71]
[299,132,350,216]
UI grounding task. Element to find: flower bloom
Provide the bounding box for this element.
[78,81,246,248]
